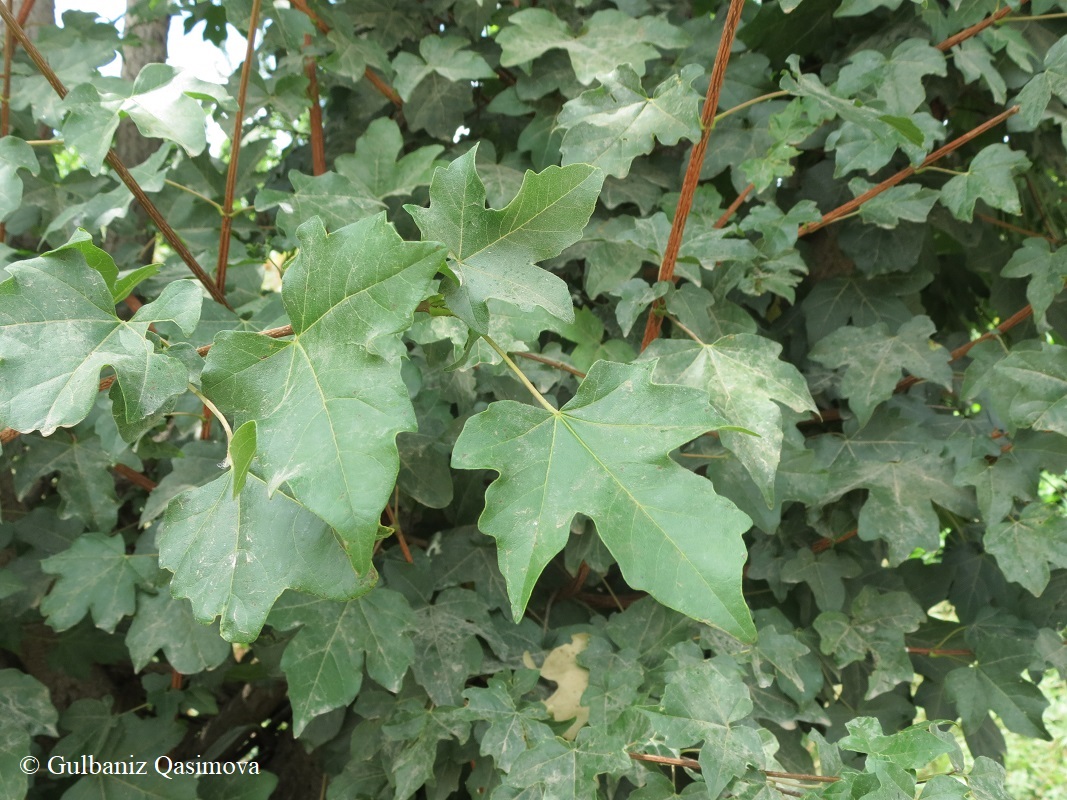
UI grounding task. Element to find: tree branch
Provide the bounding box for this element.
[215,0,262,295]
[936,0,1029,52]
[640,0,747,350]
[798,106,1020,238]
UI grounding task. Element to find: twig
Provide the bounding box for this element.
[714,91,789,125]
[383,498,413,563]
[628,753,840,786]
[905,647,973,657]
[113,463,157,491]
[216,0,262,295]
[798,106,1020,238]
[195,323,294,356]
[714,183,754,228]
[811,527,858,553]
[13,0,30,25]
[640,0,747,351]
[976,212,1054,242]
[936,0,1028,51]
[512,351,586,378]
[303,33,326,176]
[629,751,700,769]
[0,3,232,309]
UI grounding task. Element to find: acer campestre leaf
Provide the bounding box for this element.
[0,671,57,800]
[0,235,200,436]
[557,64,702,179]
[940,144,1031,221]
[809,316,952,426]
[407,146,603,334]
[125,589,231,674]
[158,471,376,642]
[643,332,816,504]
[985,503,1067,596]
[1001,238,1067,330]
[270,589,417,736]
[0,137,40,222]
[452,360,755,641]
[39,533,157,633]
[202,214,443,574]
[497,8,688,85]
[334,117,444,200]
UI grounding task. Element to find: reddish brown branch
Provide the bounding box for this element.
[383,501,413,563]
[512,351,586,378]
[905,647,973,657]
[714,183,754,229]
[812,527,858,553]
[13,0,31,25]
[640,0,747,351]
[216,0,262,295]
[0,4,232,308]
[976,212,1054,242]
[799,106,1020,238]
[628,753,840,784]
[303,34,327,176]
[113,463,157,492]
[936,0,1028,52]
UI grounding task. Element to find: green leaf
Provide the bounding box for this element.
[495,731,631,800]
[810,316,952,425]
[497,9,688,85]
[644,333,815,503]
[125,589,231,674]
[985,503,1067,596]
[646,657,762,797]
[850,179,939,228]
[975,344,1067,436]
[951,39,1007,104]
[0,671,58,800]
[462,673,555,772]
[334,117,444,200]
[407,146,603,334]
[158,471,376,642]
[814,588,925,699]
[15,430,120,531]
[410,587,492,705]
[270,589,417,735]
[940,144,1031,221]
[0,137,40,222]
[39,533,157,633]
[392,35,495,102]
[0,236,201,435]
[202,215,443,573]
[229,420,256,497]
[1016,36,1067,126]
[838,717,954,770]
[557,64,702,179]
[452,360,755,640]
[255,170,386,239]
[61,64,232,172]
[1001,238,1067,330]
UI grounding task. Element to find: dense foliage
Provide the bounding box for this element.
[1,0,1066,797]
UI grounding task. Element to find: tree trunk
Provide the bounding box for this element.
[105,0,169,266]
